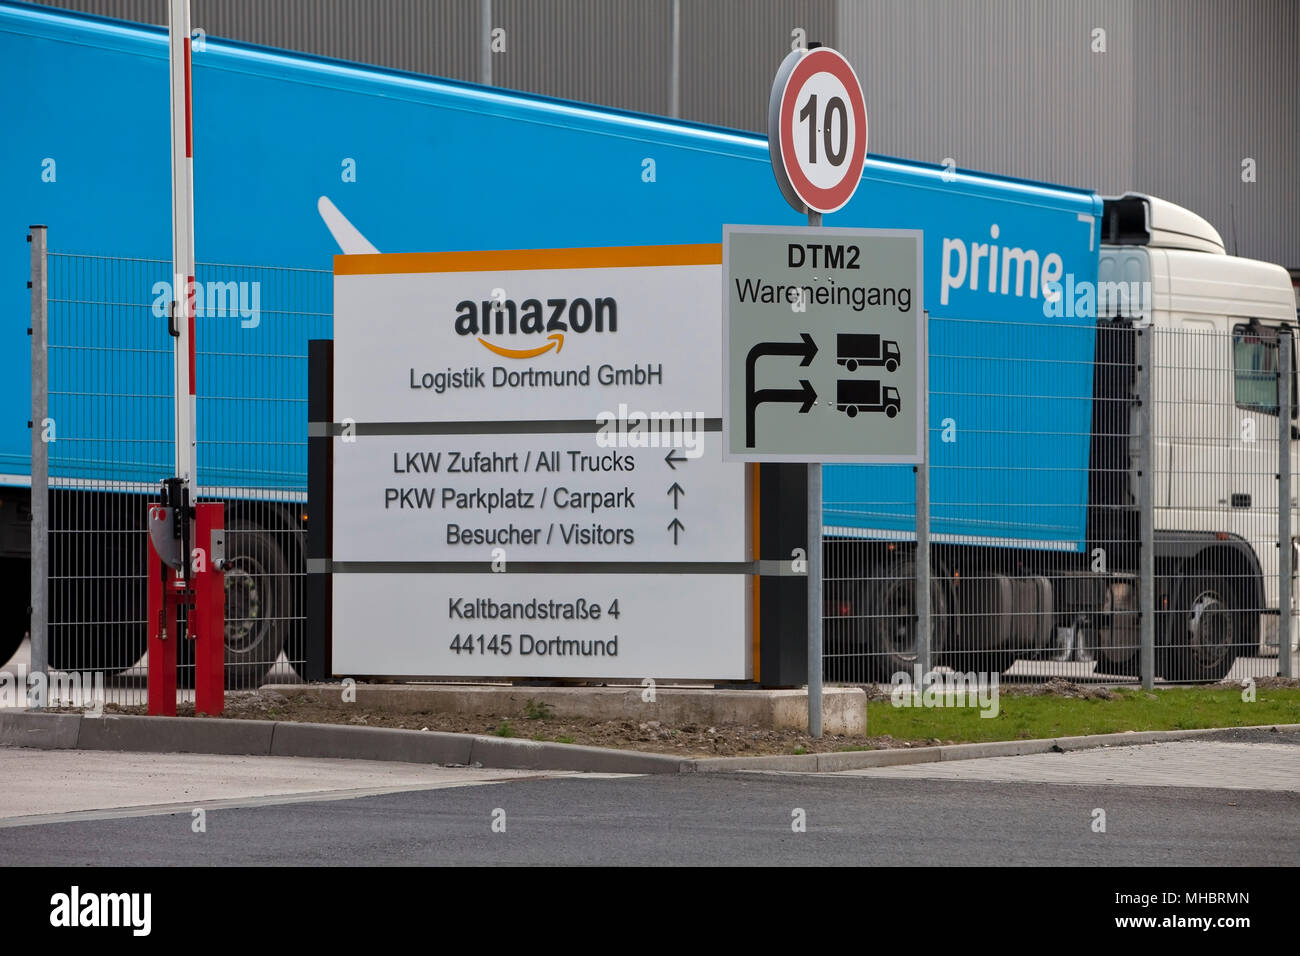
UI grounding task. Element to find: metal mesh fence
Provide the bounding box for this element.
[822,314,1298,688]
[29,249,1298,702]
[43,251,331,705]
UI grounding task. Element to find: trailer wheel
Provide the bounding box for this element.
[866,555,949,681]
[179,518,288,689]
[845,359,858,372]
[1158,571,1249,682]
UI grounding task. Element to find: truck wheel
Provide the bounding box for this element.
[846,406,858,418]
[0,562,27,666]
[846,359,858,372]
[823,577,872,682]
[1158,571,1248,682]
[866,556,949,681]
[0,625,22,669]
[885,359,897,373]
[179,518,288,689]
[886,406,897,419]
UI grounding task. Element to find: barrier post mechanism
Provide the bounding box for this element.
[194,503,225,715]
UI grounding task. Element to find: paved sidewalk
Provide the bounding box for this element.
[0,749,567,825]
[836,740,1300,791]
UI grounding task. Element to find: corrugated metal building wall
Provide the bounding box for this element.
[28,0,1299,268]
[839,0,1299,271]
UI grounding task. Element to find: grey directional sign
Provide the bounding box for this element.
[722,225,925,462]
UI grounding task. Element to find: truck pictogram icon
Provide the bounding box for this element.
[836,379,900,418]
[837,333,900,373]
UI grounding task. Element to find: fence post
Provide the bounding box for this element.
[916,312,931,680]
[1136,324,1155,689]
[1278,328,1293,678]
[29,226,49,702]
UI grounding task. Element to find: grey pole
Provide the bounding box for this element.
[29,225,49,701]
[1136,325,1155,689]
[669,0,681,119]
[915,312,931,680]
[1278,328,1293,678]
[480,0,492,86]
[806,208,823,737]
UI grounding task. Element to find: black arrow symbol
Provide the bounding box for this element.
[746,334,818,448]
[748,379,817,447]
[664,449,687,470]
[667,517,684,544]
[667,482,685,509]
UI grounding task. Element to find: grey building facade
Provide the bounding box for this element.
[32,0,1300,271]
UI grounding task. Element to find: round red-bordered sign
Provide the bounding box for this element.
[774,47,867,214]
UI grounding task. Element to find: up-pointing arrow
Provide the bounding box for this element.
[667,517,685,544]
[667,481,685,509]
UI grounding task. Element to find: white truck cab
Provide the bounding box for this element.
[1101,193,1298,667]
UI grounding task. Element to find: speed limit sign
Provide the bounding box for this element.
[768,46,868,215]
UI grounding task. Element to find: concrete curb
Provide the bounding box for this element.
[1,711,1297,775]
[0,711,688,774]
[78,714,276,756]
[691,723,1300,773]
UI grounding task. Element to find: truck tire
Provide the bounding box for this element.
[179,518,288,689]
[0,562,27,666]
[0,625,22,669]
[865,555,949,681]
[1157,570,1249,682]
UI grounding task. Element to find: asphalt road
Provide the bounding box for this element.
[1,746,1295,866]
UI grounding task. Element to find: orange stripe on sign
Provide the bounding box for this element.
[334,243,723,275]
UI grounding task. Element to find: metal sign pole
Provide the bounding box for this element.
[916,312,931,680]
[807,209,823,738]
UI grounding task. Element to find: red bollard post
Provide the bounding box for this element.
[193,502,225,716]
[146,507,178,717]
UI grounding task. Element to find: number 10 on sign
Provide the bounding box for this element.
[768,46,868,215]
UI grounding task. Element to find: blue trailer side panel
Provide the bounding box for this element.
[1,2,1101,548]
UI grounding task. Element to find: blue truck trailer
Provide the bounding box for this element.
[3,2,1294,683]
